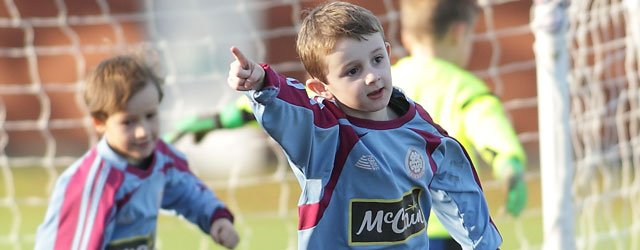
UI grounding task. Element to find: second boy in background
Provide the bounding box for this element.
[35,53,239,249]
[227,1,501,249]
[394,0,528,248]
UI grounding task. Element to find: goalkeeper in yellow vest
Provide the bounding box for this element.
[393,0,527,249]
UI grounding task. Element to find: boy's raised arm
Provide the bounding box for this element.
[227,46,265,91]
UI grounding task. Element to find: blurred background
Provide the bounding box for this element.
[1,0,638,249]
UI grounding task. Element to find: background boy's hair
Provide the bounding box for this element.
[400,0,480,42]
[296,1,385,84]
[84,52,164,121]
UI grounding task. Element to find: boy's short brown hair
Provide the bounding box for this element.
[296,1,385,84]
[401,0,479,43]
[84,54,164,121]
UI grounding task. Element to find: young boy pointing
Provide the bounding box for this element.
[227,1,501,249]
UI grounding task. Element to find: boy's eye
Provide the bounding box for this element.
[146,112,157,119]
[346,67,359,76]
[374,55,384,63]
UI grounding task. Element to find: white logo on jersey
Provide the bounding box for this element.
[405,147,425,179]
[355,154,379,171]
[356,205,425,235]
[350,188,426,244]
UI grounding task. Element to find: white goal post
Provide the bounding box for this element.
[532,1,575,249]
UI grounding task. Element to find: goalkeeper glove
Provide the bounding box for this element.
[496,157,527,217]
[162,103,254,144]
[506,173,527,217]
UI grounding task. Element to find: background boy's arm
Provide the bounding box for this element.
[159,143,236,242]
[460,93,527,217]
[161,167,237,246]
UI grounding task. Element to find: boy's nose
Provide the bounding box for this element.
[135,123,150,138]
[365,71,381,85]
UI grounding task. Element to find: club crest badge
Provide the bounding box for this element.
[405,147,425,179]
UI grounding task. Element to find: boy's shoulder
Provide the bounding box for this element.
[155,139,187,160]
[52,145,110,190]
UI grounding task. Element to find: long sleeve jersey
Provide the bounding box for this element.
[392,56,526,238]
[246,64,501,249]
[35,138,233,250]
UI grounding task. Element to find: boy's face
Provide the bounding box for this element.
[320,32,393,120]
[93,83,160,165]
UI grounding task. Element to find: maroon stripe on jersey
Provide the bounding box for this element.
[416,103,484,189]
[298,203,320,229]
[55,148,98,249]
[116,187,139,210]
[415,103,449,137]
[452,136,484,190]
[311,99,344,129]
[87,167,125,249]
[262,65,343,129]
[410,129,441,174]
[260,64,281,89]
[157,140,190,173]
[77,160,106,248]
[211,207,235,224]
[298,125,359,230]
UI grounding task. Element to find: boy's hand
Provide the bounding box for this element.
[210,218,239,249]
[228,46,265,91]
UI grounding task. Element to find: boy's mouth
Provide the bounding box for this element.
[367,87,384,99]
[133,140,152,150]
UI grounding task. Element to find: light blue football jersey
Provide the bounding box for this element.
[35,138,233,249]
[247,65,502,249]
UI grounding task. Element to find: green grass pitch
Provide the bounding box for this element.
[2,165,635,249]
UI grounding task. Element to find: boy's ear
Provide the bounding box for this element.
[92,116,107,134]
[306,78,334,100]
[385,41,391,56]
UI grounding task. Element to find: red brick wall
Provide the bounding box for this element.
[0,0,539,167]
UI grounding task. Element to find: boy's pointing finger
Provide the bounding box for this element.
[230,46,250,70]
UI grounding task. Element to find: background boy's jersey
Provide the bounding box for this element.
[247,65,501,249]
[392,56,527,238]
[35,138,233,250]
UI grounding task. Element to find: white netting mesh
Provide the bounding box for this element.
[568,0,640,249]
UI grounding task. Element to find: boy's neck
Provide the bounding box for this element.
[337,99,399,121]
[131,155,153,170]
[408,45,436,62]
[408,43,456,64]
[105,141,153,169]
